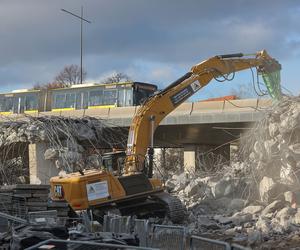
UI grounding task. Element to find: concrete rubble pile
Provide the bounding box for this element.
[0,116,127,184]
[166,96,300,248]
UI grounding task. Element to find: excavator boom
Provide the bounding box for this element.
[125,50,281,174]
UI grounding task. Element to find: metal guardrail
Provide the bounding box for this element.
[24,239,159,250]
[24,238,252,250]
[0,193,27,220]
[190,236,231,250]
[231,243,252,250]
[28,210,59,226]
[0,213,250,250]
[101,215,251,250]
[111,216,131,234]
[0,193,28,231]
[134,219,149,247]
[150,224,186,250]
[0,211,27,225]
[103,214,132,234]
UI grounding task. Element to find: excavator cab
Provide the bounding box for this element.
[102,151,126,175]
[102,151,149,176]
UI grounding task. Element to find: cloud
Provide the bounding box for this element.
[0,0,299,92]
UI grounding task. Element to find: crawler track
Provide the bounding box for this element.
[151,192,185,223]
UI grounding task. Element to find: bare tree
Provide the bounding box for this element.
[102,72,131,84]
[33,82,66,90]
[54,64,87,86]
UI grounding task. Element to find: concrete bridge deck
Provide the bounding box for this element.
[3,98,273,127]
[0,98,273,147]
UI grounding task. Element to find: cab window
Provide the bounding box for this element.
[135,87,153,105]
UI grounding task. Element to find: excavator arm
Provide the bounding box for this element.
[124,50,281,174]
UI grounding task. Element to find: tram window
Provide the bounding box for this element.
[5,98,13,112]
[54,94,65,109]
[76,92,88,109]
[118,89,125,107]
[89,90,103,106]
[0,98,5,112]
[13,96,25,113]
[103,90,117,105]
[25,94,38,111]
[13,97,18,113]
[65,93,76,108]
[125,89,132,106]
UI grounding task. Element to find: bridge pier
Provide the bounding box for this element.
[184,145,197,172]
[29,142,59,184]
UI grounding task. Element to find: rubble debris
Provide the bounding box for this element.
[0,116,128,185]
[242,205,264,215]
[163,96,300,248]
[10,225,68,250]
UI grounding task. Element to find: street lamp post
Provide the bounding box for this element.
[61,7,91,84]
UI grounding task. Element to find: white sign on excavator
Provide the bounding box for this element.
[86,181,109,201]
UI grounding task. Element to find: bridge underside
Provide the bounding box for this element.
[153,121,254,171]
[100,121,254,148]
[154,122,253,147]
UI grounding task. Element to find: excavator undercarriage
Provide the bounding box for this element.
[91,191,185,224]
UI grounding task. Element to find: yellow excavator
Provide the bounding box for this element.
[50,50,281,223]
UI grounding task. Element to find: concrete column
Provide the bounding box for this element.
[29,143,59,184]
[184,144,197,172]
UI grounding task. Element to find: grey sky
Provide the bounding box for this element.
[0,0,299,96]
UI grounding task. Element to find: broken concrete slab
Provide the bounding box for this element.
[256,217,271,235]
[259,177,275,203]
[213,215,232,224]
[284,191,296,204]
[209,179,233,199]
[231,213,252,226]
[262,200,285,216]
[228,199,247,212]
[291,209,300,224]
[242,205,264,215]
[275,207,296,219]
